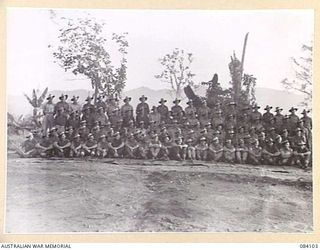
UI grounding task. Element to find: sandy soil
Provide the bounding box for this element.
[6,153,312,233]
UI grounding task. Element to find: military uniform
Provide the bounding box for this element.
[157,98,169,122]
[42,95,55,136]
[54,94,70,114]
[274,107,284,133]
[262,105,274,127]
[69,96,82,114]
[171,99,184,122]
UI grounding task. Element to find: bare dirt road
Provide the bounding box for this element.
[6,154,312,233]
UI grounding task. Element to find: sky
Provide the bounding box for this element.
[7,8,314,96]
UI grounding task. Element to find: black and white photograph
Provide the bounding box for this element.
[6,8,313,233]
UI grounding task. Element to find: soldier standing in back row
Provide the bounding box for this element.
[262,105,274,127]
[157,98,169,122]
[136,95,150,126]
[171,98,184,122]
[301,109,312,131]
[120,96,134,127]
[82,96,95,113]
[288,107,299,135]
[274,107,284,133]
[198,99,211,126]
[96,95,107,112]
[42,94,55,136]
[251,104,262,123]
[55,94,70,114]
[69,96,82,114]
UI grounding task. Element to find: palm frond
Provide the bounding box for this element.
[38,87,48,106]
[24,93,36,107]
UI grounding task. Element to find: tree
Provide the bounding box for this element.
[281,43,313,109]
[155,48,196,98]
[50,12,129,103]
[24,87,48,127]
[228,52,257,107]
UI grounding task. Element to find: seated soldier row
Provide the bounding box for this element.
[16,116,311,169]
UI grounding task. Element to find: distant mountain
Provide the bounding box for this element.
[7,86,305,118]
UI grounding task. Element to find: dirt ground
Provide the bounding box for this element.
[5,153,312,233]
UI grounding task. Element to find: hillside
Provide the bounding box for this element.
[7,86,305,118]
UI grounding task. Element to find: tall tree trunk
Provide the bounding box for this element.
[94,80,99,105]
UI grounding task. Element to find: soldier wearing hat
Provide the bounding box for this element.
[238,112,251,133]
[211,109,224,130]
[48,127,59,143]
[301,109,312,131]
[82,96,95,113]
[197,99,211,126]
[77,121,90,143]
[70,134,82,157]
[35,133,54,158]
[157,98,169,122]
[66,110,80,130]
[136,95,150,126]
[185,99,197,118]
[149,106,161,127]
[212,102,223,116]
[170,136,187,161]
[159,135,172,160]
[54,106,68,133]
[262,138,280,165]
[171,98,184,123]
[279,140,294,166]
[148,134,162,159]
[185,138,196,160]
[120,96,134,127]
[65,126,75,141]
[208,137,224,162]
[291,127,307,150]
[274,107,284,133]
[42,94,55,136]
[225,128,237,146]
[124,133,140,159]
[92,123,102,141]
[105,95,119,117]
[247,138,262,165]
[235,139,248,164]
[251,114,264,132]
[53,132,71,157]
[81,133,98,157]
[96,134,109,158]
[288,107,299,135]
[251,104,262,123]
[225,114,236,131]
[195,137,208,161]
[237,126,247,142]
[95,106,109,127]
[215,124,225,144]
[223,139,236,163]
[81,105,96,130]
[15,133,38,158]
[95,95,107,112]
[258,131,267,149]
[225,101,237,118]
[262,105,274,127]
[108,131,125,158]
[293,141,311,169]
[55,94,70,114]
[69,96,81,114]
[126,119,136,135]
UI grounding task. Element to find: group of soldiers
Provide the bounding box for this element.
[15,93,312,169]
